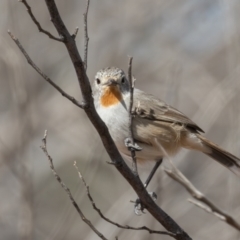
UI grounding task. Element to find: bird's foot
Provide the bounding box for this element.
[124,138,142,151]
[133,191,158,215]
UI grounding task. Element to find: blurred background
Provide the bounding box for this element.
[1,0,240,239]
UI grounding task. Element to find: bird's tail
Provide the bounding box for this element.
[197,134,240,176]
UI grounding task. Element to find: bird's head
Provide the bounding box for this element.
[93,67,130,107]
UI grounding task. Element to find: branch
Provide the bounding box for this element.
[8,31,84,109]
[188,199,225,220]
[163,161,240,231]
[40,131,108,240]
[74,162,175,238]
[19,0,62,41]
[83,0,90,70]
[126,57,139,175]
[12,1,192,239]
[154,138,240,231]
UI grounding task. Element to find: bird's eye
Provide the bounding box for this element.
[121,77,125,83]
[96,78,101,84]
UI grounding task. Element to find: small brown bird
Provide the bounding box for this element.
[92,67,240,177]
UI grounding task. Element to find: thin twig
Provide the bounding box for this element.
[8,31,84,109]
[19,0,62,41]
[127,57,138,175]
[40,131,108,240]
[72,27,79,40]
[73,162,176,238]
[83,0,90,70]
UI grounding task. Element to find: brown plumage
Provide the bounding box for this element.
[93,67,240,176]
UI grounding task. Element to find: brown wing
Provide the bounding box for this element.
[133,89,204,133]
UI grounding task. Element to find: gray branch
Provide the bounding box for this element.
[10,0,193,239]
[164,165,240,231]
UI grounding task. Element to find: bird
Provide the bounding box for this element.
[92,66,240,179]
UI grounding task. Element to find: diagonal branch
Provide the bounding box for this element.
[19,0,62,41]
[73,161,176,238]
[8,31,84,109]
[12,1,192,239]
[164,167,240,231]
[40,131,108,240]
[155,139,240,231]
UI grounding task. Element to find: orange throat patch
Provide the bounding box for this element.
[100,86,122,107]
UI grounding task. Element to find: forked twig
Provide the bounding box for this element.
[40,131,108,240]
[19,0,62,41]
[8,31,84,109]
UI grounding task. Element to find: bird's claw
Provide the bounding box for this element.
[124,138,142,151]
[134,198,146,215]
[133,191,158,215]
[148,191,157,201]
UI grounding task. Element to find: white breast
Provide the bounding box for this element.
[96,95,131,151]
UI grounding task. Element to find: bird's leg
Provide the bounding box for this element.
[144,159,162,188]
[134,159,162,215]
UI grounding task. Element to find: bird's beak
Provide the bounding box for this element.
[105,79,118,86]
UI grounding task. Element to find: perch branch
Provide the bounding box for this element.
[11,1,192,238]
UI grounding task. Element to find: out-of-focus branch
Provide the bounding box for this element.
[19,0,62,41]
[74,161,175,238]
[8,31,84,109]
[155,138,240,231]
[40,130,108,240]
[164,162,240,231]
[83,0,90,70]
